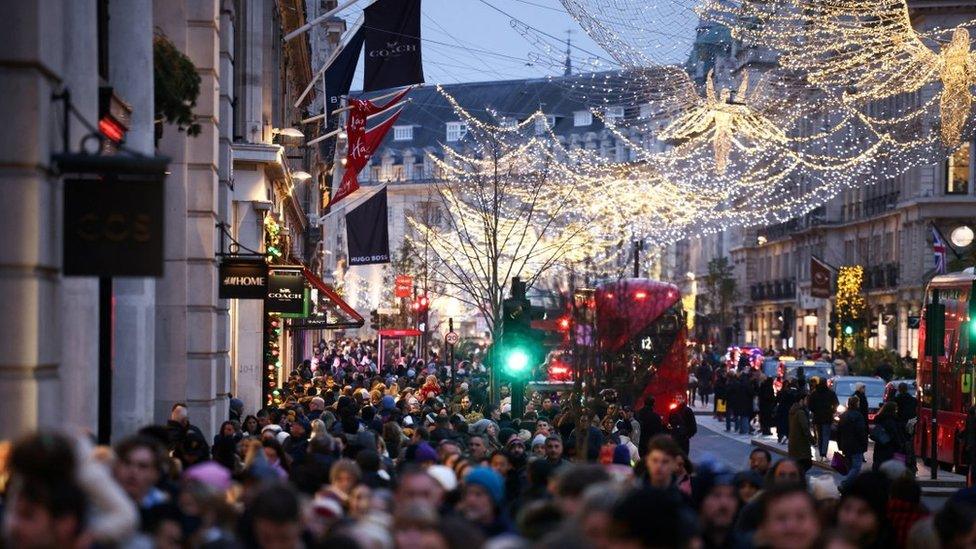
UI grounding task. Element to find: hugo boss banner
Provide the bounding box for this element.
[267,266,307,314]
[810,256,833,299]
[219,258,267,299]
[363,0,424,92]
[346,187,390,266]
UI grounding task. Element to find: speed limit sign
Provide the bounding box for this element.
[445,331,460,345]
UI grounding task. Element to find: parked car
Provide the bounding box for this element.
[831,376,886,421]
[883,379,918,401]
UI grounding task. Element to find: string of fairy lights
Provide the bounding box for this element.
[395,0,976,315]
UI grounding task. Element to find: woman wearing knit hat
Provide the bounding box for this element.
[459,467,513,539]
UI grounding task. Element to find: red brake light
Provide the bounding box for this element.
[668,402,678,410]
[634,291,647,301]
[557,317,571,331]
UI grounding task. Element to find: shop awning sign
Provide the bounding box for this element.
[219,258,268,299]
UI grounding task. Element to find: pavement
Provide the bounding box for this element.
[687,401,965,503]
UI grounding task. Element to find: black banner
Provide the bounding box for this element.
[267,267,306,314]
[346,187,390,265]
[219,258,268,299]
[363,0,424,92]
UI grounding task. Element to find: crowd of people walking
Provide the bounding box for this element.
[2,339,975,548]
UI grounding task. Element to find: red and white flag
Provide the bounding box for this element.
[330,88,410,207]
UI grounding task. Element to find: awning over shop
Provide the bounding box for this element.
[284,267,365,330]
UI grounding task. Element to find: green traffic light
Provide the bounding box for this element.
[505,348,531,374]
[844,325,854,335]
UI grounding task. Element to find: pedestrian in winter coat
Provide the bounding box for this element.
[758,376,776,436]
[854,383,870,427]
[872,401,905,471]
[836,395,868,490]
[636,396,665,457]
[667,397,698,456]
[775,383,798,444]
[788,396,814,474]
[807,379,839,459]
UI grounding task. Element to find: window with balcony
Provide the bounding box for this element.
[534,114,556,135]
[446,121,467,142]
[946,142,970,194]
[393,125,413,141]
[574,110,593,127]
[604,106,625,126]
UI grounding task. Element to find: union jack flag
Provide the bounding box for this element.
[933,226,947,274]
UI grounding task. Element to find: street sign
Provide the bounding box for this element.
[445,331,460,345]
[395,274,413,298]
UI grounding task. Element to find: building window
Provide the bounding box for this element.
[639,104,653,119]
[605,106,624,125]
[946,142,970,195]
[393,126,413,141]
[446,121,467,142]
[574,110,593,127]
[534,114,556,135]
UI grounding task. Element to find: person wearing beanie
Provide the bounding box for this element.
[530,434,547,458]
[692,461,747,549]
[412,442,438,465]
[460,467,513,538]
[836,471,891,548]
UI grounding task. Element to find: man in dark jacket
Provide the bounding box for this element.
[836,395,868,490]
[775,381,798,444]
[667,396,698,456]
[893,382,918,473]
[854,383,870,427]
[807,379,839,459]
[734,376,755,435]
[758,376,776,436]
[636,396,665,457]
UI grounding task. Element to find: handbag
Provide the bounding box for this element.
[870,424,892,446]
[830,452,850,475]
[716,399,727,413]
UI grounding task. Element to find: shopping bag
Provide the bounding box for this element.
[830,452,850,475]
[716,399,727,413]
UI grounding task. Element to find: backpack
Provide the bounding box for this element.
[870,423,892,446]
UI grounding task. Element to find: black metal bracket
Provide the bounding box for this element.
[216,222,266,258]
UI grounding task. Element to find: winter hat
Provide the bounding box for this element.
[427,464,458,492]
[381,395,396,411]
[414,442,438,463]
[612,445,632,465]
[465,466,505,506]
[229,398,244,415]
[276,431,290,445]
[531,434,547,448]
[690,458,735,509]
[733,470,764,490]
[840,472,889,521]
[184,461,232,492]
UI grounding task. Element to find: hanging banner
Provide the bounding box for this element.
[219,258,268,299]
[363,0,424,92]
[332,100,405,206]
[319,27,366,165]
[346,187,390,265]
[267,266,307,314]
[395,274,413,298]
[810,256,833,299]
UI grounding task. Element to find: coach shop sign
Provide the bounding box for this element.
[266,266,307,314]
[219,259,268,299]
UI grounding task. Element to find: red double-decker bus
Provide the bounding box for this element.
[917,270,976,470]
[592,278,688,415]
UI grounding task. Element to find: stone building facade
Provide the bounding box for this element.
[0,0,330,440]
